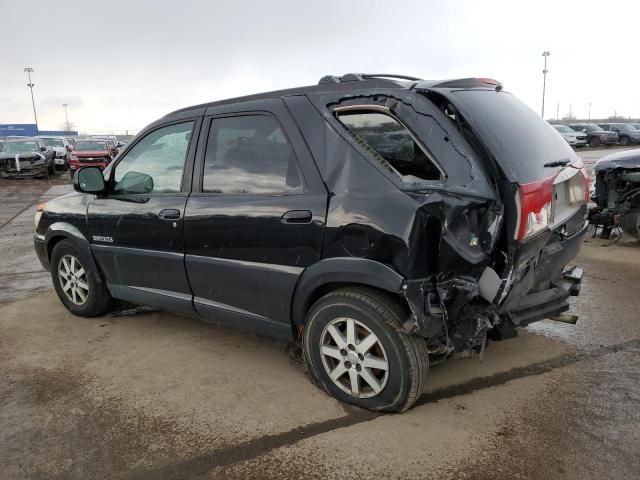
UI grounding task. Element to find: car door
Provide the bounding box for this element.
[184,99,327,339]
[88,118,201,316]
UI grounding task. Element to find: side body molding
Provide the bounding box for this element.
[44,222,103,283]
[291,257,405,324]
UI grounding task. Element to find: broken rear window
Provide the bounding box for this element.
[337,110,441,183]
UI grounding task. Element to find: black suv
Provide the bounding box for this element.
[598,123,640,145]
[568,123,618,148]
[34,74,588,412]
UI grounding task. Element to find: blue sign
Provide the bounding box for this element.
[0,124,38,137]
[0,125,79,137]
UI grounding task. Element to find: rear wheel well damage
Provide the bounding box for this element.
[296,282,412,330]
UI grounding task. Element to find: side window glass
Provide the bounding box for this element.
[337,111,441,182]
[113,122,193,194]
[203,115,303,194]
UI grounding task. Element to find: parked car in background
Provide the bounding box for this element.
[599,123,640,146]
[89,135,122,153]
[34,74,588,412]
[37,136,72,170]
[68,139,115,178]
[0,138,56,178]
[552,124,587,147]
[568,123,618,148]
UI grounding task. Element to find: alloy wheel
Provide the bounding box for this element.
[58,254,89,305]
[319,317,389,399]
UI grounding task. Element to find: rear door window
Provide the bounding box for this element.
[202,115,304,194]
[336,110,441,182]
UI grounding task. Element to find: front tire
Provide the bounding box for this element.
[620,135,630,146]
[303,287,428,413]
[50,239,112,317]
[589,136,600,148]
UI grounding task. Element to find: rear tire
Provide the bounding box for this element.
[303,287,428,413]
[50,239,112,317]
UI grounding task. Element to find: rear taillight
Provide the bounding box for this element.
[515,175,555,241]
[579,167,589,200]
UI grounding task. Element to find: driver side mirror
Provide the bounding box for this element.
[40,146,47,152]
[116,171,154,195]
[74,167,106,194]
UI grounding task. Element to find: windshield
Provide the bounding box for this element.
[553,125,574,133]
[92,137,115,146]
[75,141,108,151]
[2,141,40,153]
[618,124,637,132]
[584,124,603,132]
[446,90,576,183]
[40,138,64,147]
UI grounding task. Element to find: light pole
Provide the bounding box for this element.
[62,104,70,132]
[541,51,550,118]
[588,102,592,121]
[24,67,38,130]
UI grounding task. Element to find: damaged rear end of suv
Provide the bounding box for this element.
[411,79,589,351]
[298,75,588,411]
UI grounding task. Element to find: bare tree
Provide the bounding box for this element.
[59,121,76,132]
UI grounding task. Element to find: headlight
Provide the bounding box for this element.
[34,202,47,228]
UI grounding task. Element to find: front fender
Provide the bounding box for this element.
[291,257,405,324]
[44,222,103,283]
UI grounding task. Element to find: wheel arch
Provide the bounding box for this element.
[45,223,104,283]
[291,258,410,325]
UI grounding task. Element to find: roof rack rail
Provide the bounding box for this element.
[318,73,423,85]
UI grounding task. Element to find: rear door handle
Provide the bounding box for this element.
[281,210,312,224]
[158,208,181,220]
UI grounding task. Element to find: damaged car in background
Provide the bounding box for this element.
[590,148,640,238]
[0,138,56,178]
[33,74,588,412]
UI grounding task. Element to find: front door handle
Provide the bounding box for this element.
[281,210,312,224]
[158,208,181,220]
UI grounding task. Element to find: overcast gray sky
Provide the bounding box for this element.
[1,0,639,134]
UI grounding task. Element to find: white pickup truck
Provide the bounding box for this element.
[37,136,72,170]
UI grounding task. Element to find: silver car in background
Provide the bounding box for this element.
[37,136,71,170]
[552,124,587,148]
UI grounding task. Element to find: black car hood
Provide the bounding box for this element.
[594,148,640,173]
[0,151,45,160]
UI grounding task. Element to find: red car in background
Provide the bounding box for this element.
[68,139,116,178]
